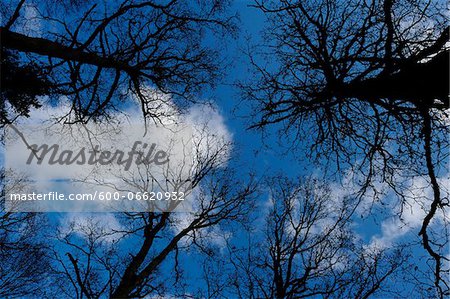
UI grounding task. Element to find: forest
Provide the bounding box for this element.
[1,0,449,298]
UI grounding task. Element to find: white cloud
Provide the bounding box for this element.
[5,89,233,212]
[11,3,42,37]
[59,213,126,244]
[4,88,233,244]
[367,173,449,250]
[319,159,449,254]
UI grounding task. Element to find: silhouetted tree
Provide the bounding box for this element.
[1,49,52,126]
[244,0,449,296]
[202,176,408,298]
[49,127,257,298]
[1,0,235,124]
[0,169,50,297]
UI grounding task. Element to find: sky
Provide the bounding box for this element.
[207,1,307,177]
[1,0,448,297]
[192,2,449,293]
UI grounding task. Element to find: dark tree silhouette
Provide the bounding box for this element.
[1,0,235,124]
[204,176,408,299]
[0,170,50,297]
[244,0,449,296]
[1,49,52,126]
[51,172,256,298]
[49,130,257,298]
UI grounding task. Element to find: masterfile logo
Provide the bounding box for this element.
[26,141,170,170]
[4,122,193,212]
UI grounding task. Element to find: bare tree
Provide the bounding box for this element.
[217,176,408,299]
[0,169,50,297]
[1,0,235,124]
[244,0,449,295]
[48,126,257,298]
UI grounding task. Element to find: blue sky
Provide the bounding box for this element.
[206,1,306,178]
[202,2,448,294]
[1,0,448,297]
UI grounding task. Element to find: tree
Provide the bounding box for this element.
[0,49,51,125]
[1,2,246,297]
[0,169,50,297]
[1,0,235,124]
[48,122,257,298]
[214,176,408,299]
[244,0,449,295]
